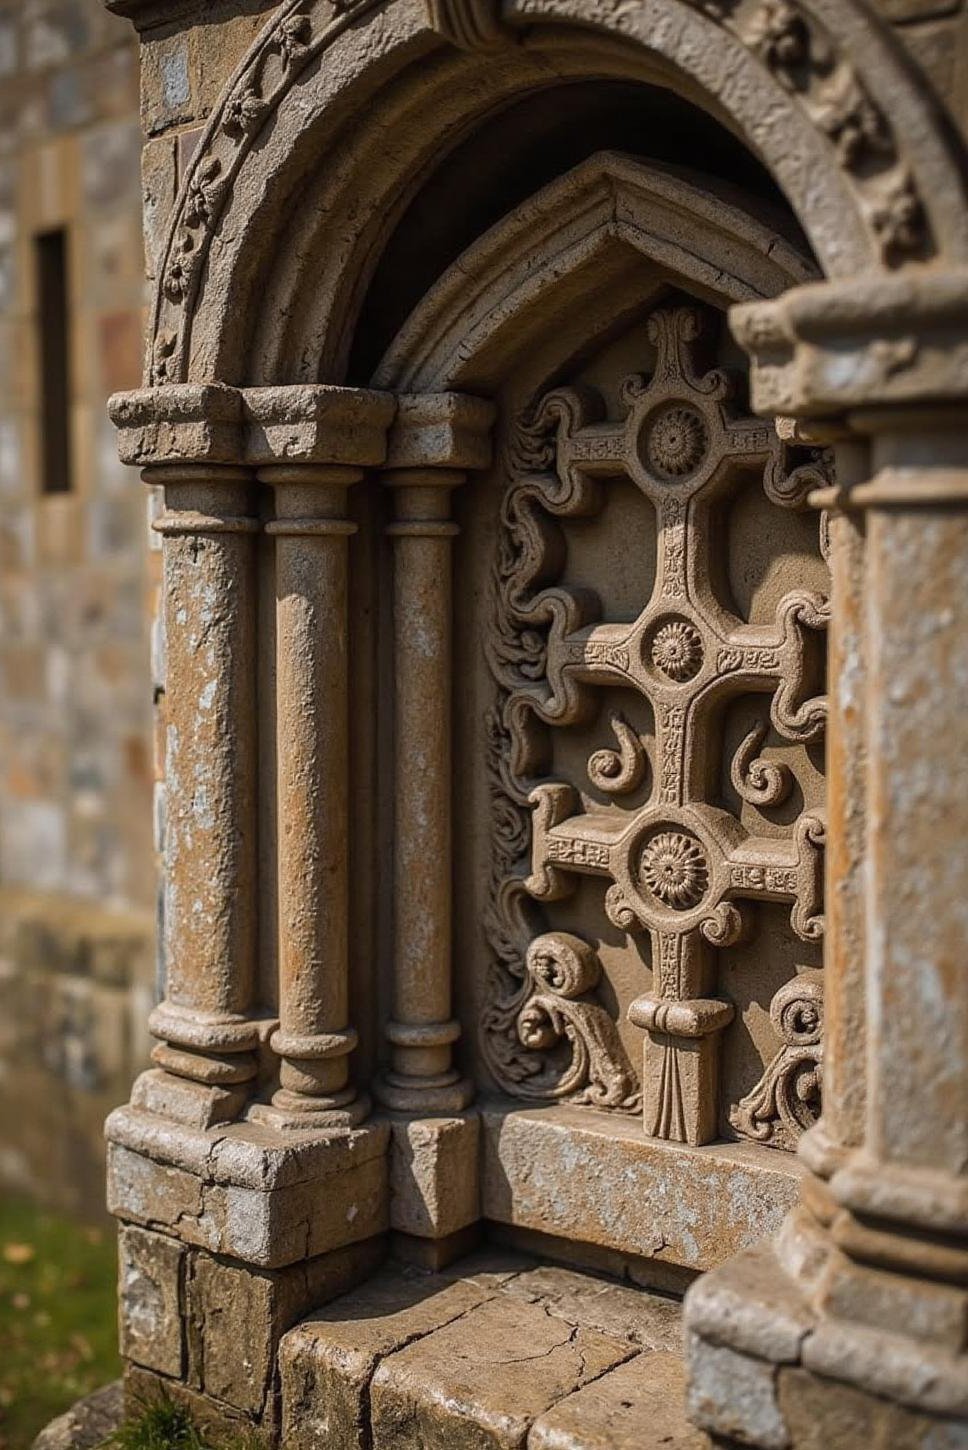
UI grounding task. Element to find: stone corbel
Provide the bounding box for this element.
[685,271,968,1448]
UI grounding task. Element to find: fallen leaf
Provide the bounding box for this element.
[2,1243,35,1265]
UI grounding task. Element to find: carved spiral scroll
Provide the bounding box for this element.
[730,969,823,1149]
[482,929,641,1110]
[731,721,793,808]
[587,715,647,795]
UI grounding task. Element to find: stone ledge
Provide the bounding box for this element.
[481,1103,803,1273]
[280,1250,706,1449]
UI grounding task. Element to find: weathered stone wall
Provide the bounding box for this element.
[0,0,154,1218]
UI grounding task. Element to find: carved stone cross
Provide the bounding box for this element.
[487,305,828,1145]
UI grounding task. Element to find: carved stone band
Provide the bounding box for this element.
[628,997,735,1038]
[269,1029,359,1061]
[153,511,261,535]
[147,1004,261,1053]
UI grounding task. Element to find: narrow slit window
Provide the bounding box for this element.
[35,228,73,495]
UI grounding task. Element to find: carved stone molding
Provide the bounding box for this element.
[730,969,823,1150]
[109,384,396,468]
[138,0,968,387]
[483,302,829,1143]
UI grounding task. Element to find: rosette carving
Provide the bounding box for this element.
[640,832,708,910]
[731,970,823,1149]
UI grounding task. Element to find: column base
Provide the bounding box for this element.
[249,1088,372,1133]
[107,1073,389,1268]
[374,1070,474,1114]
[684,1229,968,1448]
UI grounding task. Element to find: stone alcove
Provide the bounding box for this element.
[104,0,968,1442]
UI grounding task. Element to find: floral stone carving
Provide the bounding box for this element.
[730,970,823,1150]
[483,303,829,1145]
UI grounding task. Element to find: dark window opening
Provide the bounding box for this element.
[35,228,73,495]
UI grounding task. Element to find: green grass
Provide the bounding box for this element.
[107,1401,262,1450]
[0,1197,120,1450]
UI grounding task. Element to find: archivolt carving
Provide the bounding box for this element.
[484,302,830,1144]
[730,969,823,1149]
[148,0,968,386]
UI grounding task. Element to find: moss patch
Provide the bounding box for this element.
[0,1197,119,1450]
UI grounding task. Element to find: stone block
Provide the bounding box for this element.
[107,1102,390,1269]
[482,1105,802,1272]
[683,1244,815,1365]
[185,1236,383,1418]
[279,1266,495,1450]
[108,1140,206,1230]
[124,1365,270,1445]
[31,1381,124,1450]
[778,1367,968,1450]
[119,1224,185,1377]
[686,1333,789,1450]
[389,1111,480,1240]
[505,1263,683,1352]
[141,134,176,284]
[369,1292,634,1448]
[529,1350,708,1450]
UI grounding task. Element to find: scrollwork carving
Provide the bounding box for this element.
[481,928,641,1109]
[484,302,828,1147]
[731,721,793,808]
[730,970,823,1149]
[587,715,648,796]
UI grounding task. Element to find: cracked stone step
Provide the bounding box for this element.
[279,1250,709,1448]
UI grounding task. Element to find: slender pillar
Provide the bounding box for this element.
[812,412,968,1394]
[146,463,261,1112]
[376,466,472,1112]
[260,465,369,1129]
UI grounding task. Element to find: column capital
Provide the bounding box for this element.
[731,270,968,424]
[109,383,396,470]
[386,392,496,472]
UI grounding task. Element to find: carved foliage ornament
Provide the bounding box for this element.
[730,970,823,1149]
[683,0,930,267]
[483,303,828,1146]
[148,0,936,384]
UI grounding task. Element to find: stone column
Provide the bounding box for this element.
[374,395,494,1259]
[377,463,472,1113]
[147,462,261,1110]
[258,463,370,1129]
[685,273,968,1448]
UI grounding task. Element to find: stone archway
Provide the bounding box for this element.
[146,0,968,389]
